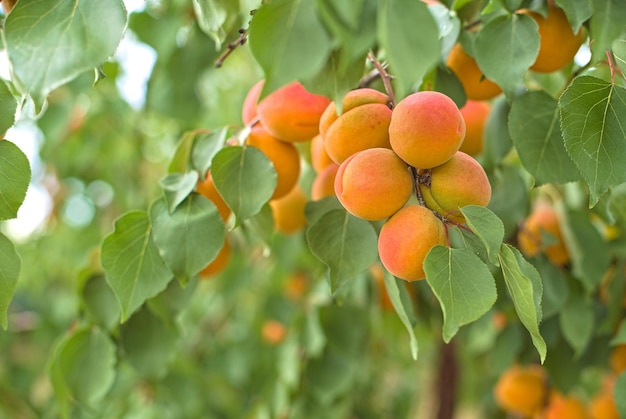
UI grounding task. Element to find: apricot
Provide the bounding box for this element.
[199,237,231,278]
[493,364,547,417]
[377,205,447,282]
[269,185,308,234]
[310,134,334,173]
[517,201,570,267]
[261,319,286,345]
[311,162,339,201]
[320,88,392,163]
[334,148,413,221]
[419,151,491,224]
[284,272,308,301]
[590,392,619,419]
[241,80,264,124]
[459,100,490,156]
[609,344,626,373]
[389,91,466,169]
[520,5,585,73]
[447,43,502,100]
[197,171,231,222]
[246,126,301,200]
[543,393,588,419]
[257,82,331,143]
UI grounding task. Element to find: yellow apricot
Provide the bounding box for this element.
[521,5,585,73]
[311,163,339,201]
[269,186,308,234]
[196,171,231,222]
[246,126,301,200]
[319,88,389,137]
[377,205,447,282]
[334,148,413,221]
[261,319,286,345]
[590,391,619,419]
[459,100,490,156]
[517,201,570,267]
[610,344,626,373]
[241,80,263,125]
[447,43,502,101]
[543,393,588,419]
[419,151,491,224]
[283,272,308,301]
[389,91,466,169]
[199,237,231,278]
[257,82,331,143]
[310,134,334,173]
[493,364,548,417]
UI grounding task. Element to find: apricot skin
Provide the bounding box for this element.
[459,100,490,156]
[493,364,547,417]
[543,393,588,419]
[590,392,619,419]
[199,237,231,278]
[517,202,570,267]
[269,186,308,234]
[310,134,334,173]
[319,88,389,137]
[257,82,331,143]
[447,43,502,101]
[377,205,447,282]
[334,148,413,221]
[311,163,339,201]
[610,344,626,373]
[246,126,301,200]
[197,171,231,222]
[419,151,491,223]
[389,91,466,169]
[241,80,264,124]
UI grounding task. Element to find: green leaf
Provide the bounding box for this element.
[498,244,546,362]
[483,96,513,170]
[559,283,594,357]
[192,0,240,48]
[533,256,569,319]
[150,195,226,285]
[559,76,626,207]
[160,172,199,214]
[4,0,127,110]
[120,305,180,378]
[191,128,228,176]
[554,0,592,33]
[424,246,497,342]
[211,145,277,223]
[589,0,626,62]
[383,270,419,359]
[0,140,31,220]
[460,205,505,265]
[305,196,344,225]
[49,327,116,410]
[81,275,120,331]
[508,91,580,184]
[0,233,20,330]
[0,80,17,134]
[101,211,173,322]
[306,209,378,293]
[428,3,461,59]
[474,14,539,97]
[248,0,332,96]
[487,165,529,239]
[613,36,626,81]
[377,0,440,99]
[169,131,197,174]
[615,372,626,418]
[147,277,197,324]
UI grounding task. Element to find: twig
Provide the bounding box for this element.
[606,50,616,85]
[359,67,382,88]
[367,51,396,108]
[215,29,248,68]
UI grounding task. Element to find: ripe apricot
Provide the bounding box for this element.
[197,171,231,222]
[257,82,331,143]
[517,201,570,267]
[334,148,413,221]
[493,364,547,417]
[261,319,286,345]
[543,393,588,419]
[269,186,308,234]
[284,272,308,301]
[419,151,491,224]
[459,100,490,156]
[446,43,502,100]
[246,126,301,200]
[311,163,339,201]
[378,205,447,282]
[241,80,264,124]
[610,344,626,373]
[590,391,619,419]
[310,134,334,173]
[520,5,585,73]
[389,91,466,169]
[199,237,231,278]
[320,88,392,163]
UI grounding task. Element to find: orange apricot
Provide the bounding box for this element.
[198,237,231,278]
[269,186,308,234]
[389,91,466,169]
[517,201,570,267]
[447,43,502,100]
[419,151,491,224]
[543,393,588,419]
[284,272,308,301]
[311,163,339,201]
[334,148,413,221]
[261,319,287,345]
[520,5,585,73]
[310,134,334,173]
[590,391,619,419]
[610,344,626,373]
[319,88,389,137]
[378,205,447,282]
[493,364,548,417]
[197,171,231,222]
[370,262,417,310]
[459,100,490,156]
[241,80,263,124]
[257,82,331,143]
[246,126,301,200]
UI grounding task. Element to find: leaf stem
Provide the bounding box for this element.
[606,49,616,85]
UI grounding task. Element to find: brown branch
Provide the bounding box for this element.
[215,29,248,68]
[435,340,458,419]
[367,51,396,108]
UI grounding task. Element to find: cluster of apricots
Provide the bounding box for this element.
[494,350,624,419]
